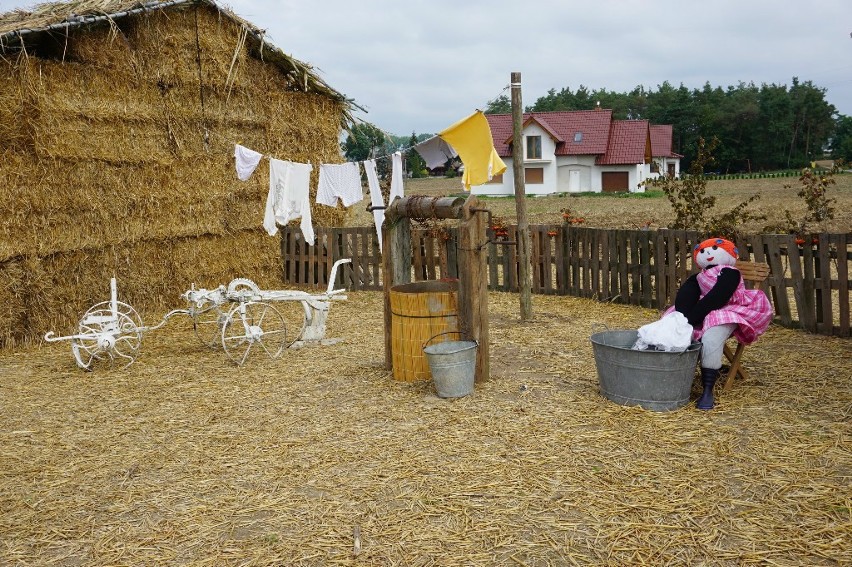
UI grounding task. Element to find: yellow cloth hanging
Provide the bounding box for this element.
[439,110,507,191]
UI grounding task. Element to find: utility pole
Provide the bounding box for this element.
[511,72,533,320]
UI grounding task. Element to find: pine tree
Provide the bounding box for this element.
[406,133,427,178]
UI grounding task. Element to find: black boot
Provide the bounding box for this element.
[696,367,719,410]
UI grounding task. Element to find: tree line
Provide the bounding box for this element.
[485,78,849,172]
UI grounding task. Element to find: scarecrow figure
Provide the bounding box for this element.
[665,238,773,410]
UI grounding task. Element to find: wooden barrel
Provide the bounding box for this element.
[390,280,459,382]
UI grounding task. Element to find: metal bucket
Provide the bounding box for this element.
[423,333,477,398]
[590,330,701,411]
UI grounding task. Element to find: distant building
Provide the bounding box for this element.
[475,110,680,195]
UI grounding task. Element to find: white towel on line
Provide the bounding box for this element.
[364,159,385,252]
[317,162,364,207]
[413,135,458,169]
[264,158,315,245]
[389,151,405,204]
[234,144,263,181]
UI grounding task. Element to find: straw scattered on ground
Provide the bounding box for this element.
[1,291,849,566]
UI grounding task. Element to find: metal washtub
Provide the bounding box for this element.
[590,330,701,411]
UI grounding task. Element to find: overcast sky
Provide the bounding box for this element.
[2,0,851,135]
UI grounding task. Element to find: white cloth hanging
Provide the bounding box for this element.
[364,159,385,252]
[389,151,404,203]
[316,162,363,207]
[234,144,263,181]
[413,135,458,169]
[632,311,694,352]
[264,158,315,245]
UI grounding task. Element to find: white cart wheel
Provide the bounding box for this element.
[226,278,260,300]
[191,302,228,349]
[275,299,308,346]
[221,301,288,366]
[70,300,143,371]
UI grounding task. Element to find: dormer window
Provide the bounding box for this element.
[526,135,542,159]
[574,132,583,143]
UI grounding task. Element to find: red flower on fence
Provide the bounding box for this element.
[794,236,820,247]
[491,215,509,239]
[560,207,586,226]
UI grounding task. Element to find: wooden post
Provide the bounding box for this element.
[511,71,533,320]
[382,210,411,370]
[458,195,490,382]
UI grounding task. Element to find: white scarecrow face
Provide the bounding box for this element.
[695,243,737,269]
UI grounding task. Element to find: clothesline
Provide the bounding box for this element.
[237,98,510,251]
[219,83,510,166]
[237,106,506,191]
[251,147,406,251]
[356,84,511,164]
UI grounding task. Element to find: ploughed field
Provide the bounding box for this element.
[344,174,852,235]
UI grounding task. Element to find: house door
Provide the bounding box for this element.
[667,163,676,177]
[601,172,629,192]
[568,170,580,192]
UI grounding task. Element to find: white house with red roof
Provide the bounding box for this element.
[475,109,680,195]
[650,124,683,179]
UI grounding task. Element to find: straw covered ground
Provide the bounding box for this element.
[1,291,850,566]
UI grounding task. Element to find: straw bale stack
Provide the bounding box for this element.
[0,1,355,348]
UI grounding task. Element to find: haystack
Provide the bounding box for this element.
[0,0,357,348]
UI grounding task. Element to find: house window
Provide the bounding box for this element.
[526,136,542,159]
[574,132,583,143]
[525,168,544,184]
[650,161,660,173]
[487,173,504,184]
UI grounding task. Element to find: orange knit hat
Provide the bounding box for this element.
[693,237,739,263]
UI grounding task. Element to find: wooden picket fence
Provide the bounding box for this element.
[279,226,851,337]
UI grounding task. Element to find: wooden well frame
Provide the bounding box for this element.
[381,195,490,382]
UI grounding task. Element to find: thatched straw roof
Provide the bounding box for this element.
[0,0,361,121]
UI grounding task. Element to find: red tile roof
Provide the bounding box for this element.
[650,124,682,158]
[485,110,613,157]
[503,115,564,144]
[484,110,678,165]
[596,120,650,165]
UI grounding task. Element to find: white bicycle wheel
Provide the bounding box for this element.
[221,301,288,366]
[71,300,143,371]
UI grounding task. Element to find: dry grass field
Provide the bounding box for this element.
[344,174,852,235]
[1,175,850,566]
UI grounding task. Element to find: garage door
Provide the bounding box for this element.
[601,172,629,192]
